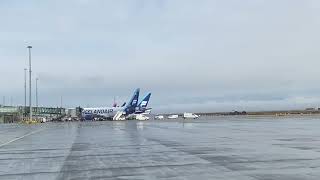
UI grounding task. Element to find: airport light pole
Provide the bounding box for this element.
[27,45,32,121]
[60,96,63,115]
[36,77,39,114]
[24,68,27,117]
[60,96,63,108]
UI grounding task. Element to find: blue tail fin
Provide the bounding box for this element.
[124,88,140,114]
[138,93,151,109]
[127,88,139,107]
[136,93,151,113]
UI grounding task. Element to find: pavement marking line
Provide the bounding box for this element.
[0,129,45,148]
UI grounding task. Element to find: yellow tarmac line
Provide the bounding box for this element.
[0,129,45,148]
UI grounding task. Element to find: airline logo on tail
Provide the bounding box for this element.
[136,93,152,114]
[124,88,140,114]
[132,99,138,106]
[141,101,148,106]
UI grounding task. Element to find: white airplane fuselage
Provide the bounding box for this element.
[82,107,123,119]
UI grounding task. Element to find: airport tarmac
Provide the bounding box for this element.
[1,116,320,179]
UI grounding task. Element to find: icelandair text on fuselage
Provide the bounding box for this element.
[83,109,114,114]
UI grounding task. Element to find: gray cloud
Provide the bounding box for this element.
[1,0,320,112]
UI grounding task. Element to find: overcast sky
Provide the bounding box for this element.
[1,0,320,113]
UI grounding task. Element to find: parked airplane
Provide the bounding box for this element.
[82,88,140,120]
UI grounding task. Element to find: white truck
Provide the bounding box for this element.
[183,113,199,119]
[154,115,164,120]
[136,114,149,121]
[40,117,47,123]
[167,115,179,119]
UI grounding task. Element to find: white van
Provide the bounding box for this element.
[183,113,199,119]
[136,114,149,121]
[154,115,164,120]
[168,115,179,119]
[40,117,47,123]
